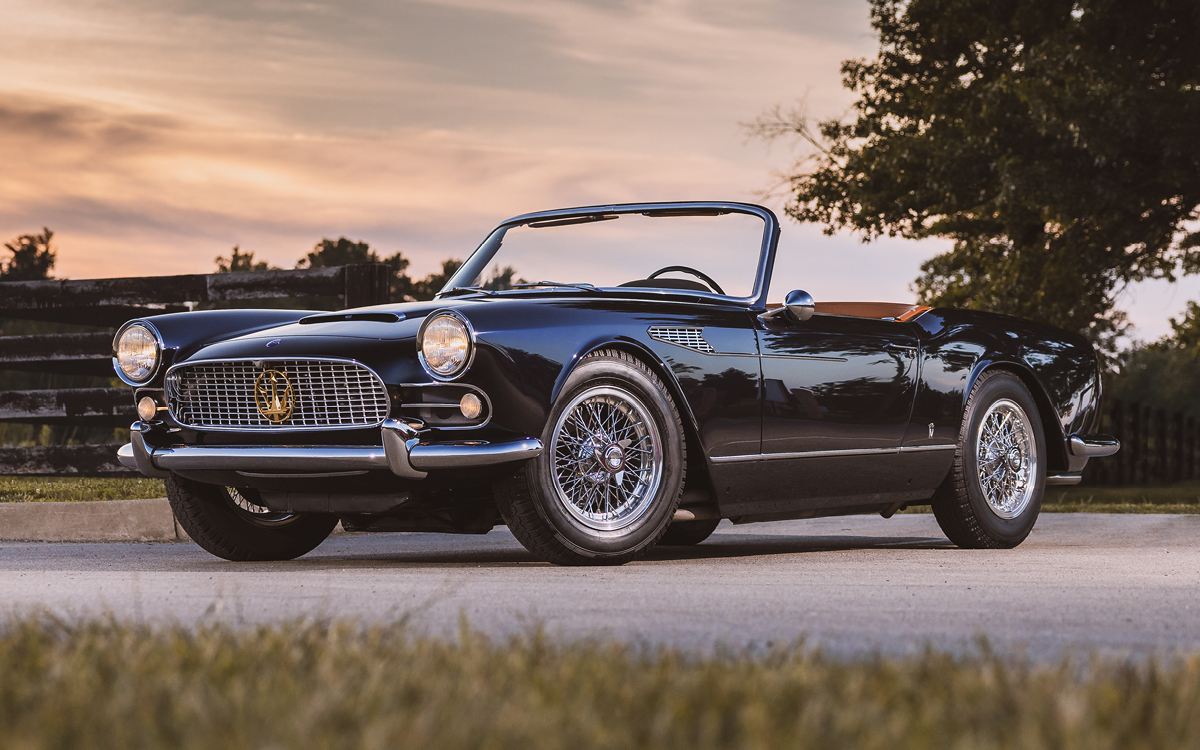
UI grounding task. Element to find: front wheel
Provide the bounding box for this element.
[166,475,337,561]
[495,349,686,565]
[930,370,1046,549]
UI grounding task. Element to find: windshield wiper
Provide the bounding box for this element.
[512,281,597,292]
[437,286,496,298]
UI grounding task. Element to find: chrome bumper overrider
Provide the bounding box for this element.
[1067,434,1121,458]
[116,419,542,479]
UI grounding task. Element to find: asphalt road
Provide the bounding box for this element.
[1,513,1197,659]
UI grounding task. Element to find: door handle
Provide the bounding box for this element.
[886,343,917,355]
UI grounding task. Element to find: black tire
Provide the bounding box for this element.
[166,474,337,561]
[659,518,720,546]
[930,370,1047,549]
[494,349,686,565]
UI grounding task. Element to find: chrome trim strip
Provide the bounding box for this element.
[154,445,391,472]
[759,353,850,362]
[236,470,369,478]
[1046,474,1083,486]
[409,438,543,470]
[164,356,391,433]
[710,444,956,464]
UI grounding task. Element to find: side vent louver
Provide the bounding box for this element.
[648,327,715,354]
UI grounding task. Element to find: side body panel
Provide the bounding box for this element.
[909,309,1102,476]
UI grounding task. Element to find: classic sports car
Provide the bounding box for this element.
[114,201,1119,565]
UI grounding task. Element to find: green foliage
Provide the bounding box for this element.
[1,228,55,281]
[1104,303,1200,414]
[214,246,275,273]
[0,476,164,503]
[295,237,460,301]
[760,0,1200,347]
[0,617,1198,749]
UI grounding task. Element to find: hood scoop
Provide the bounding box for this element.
[299,312,404,325]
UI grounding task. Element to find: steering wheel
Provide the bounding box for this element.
[646,266,725,295]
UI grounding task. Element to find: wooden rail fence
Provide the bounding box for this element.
[0,263,391,476]
[1084,399,1198,486]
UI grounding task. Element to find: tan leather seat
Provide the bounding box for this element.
[765,301,931,321]
[813,302,931,321]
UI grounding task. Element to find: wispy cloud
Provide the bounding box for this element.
[0,0,954,308]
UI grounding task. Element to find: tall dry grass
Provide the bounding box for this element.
[0,616,1197,749]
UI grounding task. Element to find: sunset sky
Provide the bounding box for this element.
[1,0,1192,338]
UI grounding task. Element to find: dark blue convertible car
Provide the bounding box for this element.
[114,202,1118,564]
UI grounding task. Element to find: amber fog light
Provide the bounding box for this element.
[459,392,483,419]
[137,396,159,421]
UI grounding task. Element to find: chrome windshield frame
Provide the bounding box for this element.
[438,201,780,310]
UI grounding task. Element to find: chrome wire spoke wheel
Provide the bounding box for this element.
[550,385,664,531]
[974,398,1038,519]
[225,486,297,526]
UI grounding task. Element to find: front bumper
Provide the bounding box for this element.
[116,419,542,479]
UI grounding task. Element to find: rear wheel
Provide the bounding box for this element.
[495,349,685,565]
[166,475,337,561]
[930,370,1046,549]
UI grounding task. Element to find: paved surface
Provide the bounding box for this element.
[1,514,1197,659]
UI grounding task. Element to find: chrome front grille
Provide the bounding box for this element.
[166,358,390,431]
[648,326,715,353]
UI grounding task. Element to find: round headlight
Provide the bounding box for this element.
[115,324,160,382]
[420,313,472,378]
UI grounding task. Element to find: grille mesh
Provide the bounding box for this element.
[647,327,715,354]
[166,359,389,430]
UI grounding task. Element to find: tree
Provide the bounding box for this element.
[1107,303,1200,415]
[408,259,463,301]
[214,246,276,273]
[298,237,418,299]
[755,0,1200,350]
[1,228,56,281]
[295,237,521,301]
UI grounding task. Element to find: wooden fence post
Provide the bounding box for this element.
[1189,416,1197,481]
[343,263,391,309]
[1174,410,1185,484]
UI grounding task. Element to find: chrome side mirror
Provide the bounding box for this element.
[785,289,815,322]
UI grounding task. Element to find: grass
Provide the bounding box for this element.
[898,484,1200,514]
[1041,485,1200,514]
[0,616,1197,750]
[0,476,165,503]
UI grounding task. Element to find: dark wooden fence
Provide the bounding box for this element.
[1084,399,1198,486]
[0,264,391,476]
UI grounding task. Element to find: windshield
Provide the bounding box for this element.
[441,208,768,299]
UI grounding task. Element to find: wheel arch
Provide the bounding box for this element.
[552,337,711,488]
[968,359,1069,473]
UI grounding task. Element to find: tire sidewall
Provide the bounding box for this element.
[961,374,1046,544]
[527,355,684,558]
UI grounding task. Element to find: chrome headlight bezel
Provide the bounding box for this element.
[113,321,163,385]
[417,309,475,381]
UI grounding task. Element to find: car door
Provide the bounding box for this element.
[714,310,921,517]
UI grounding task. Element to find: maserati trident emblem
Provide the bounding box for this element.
[254,369,294,423]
